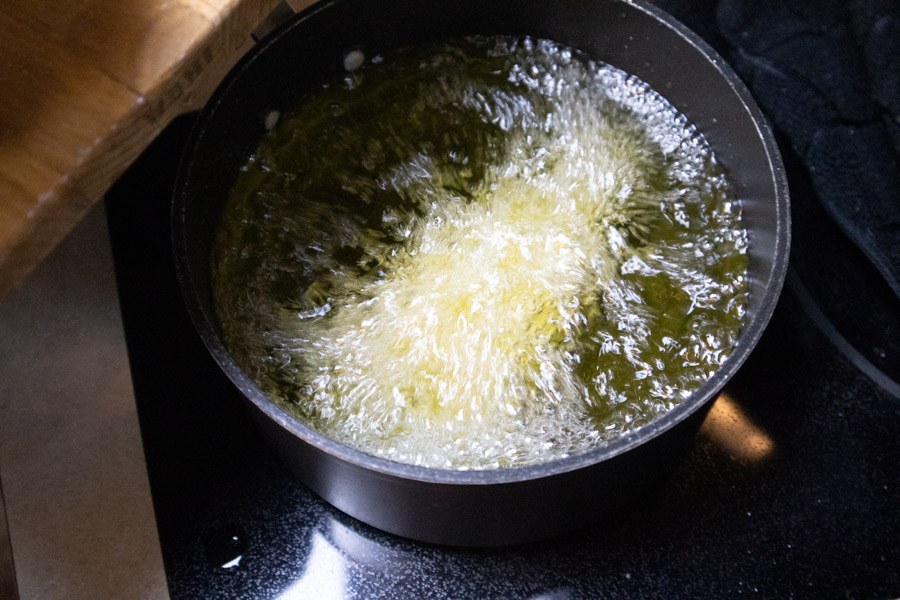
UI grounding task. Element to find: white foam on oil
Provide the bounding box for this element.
[216,38,748,469]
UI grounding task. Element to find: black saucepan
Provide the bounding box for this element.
[173,0,790,546]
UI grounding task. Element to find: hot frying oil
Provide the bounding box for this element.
[212,37,749,469]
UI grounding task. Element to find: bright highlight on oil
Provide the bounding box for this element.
[213,37,749,469]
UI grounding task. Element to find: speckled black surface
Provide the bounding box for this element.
[106,3,900,598]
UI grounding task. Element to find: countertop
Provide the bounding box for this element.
[0,0,284,299]
[0,202,167,599]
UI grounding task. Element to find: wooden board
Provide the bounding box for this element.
[0,0,292,300]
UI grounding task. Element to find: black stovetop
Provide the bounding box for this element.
[105,4,900,598]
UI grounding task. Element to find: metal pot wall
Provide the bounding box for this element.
[173,0,790,546]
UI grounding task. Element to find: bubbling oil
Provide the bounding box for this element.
[212,37,749,469]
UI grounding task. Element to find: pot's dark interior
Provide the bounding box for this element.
[173,0,788,545]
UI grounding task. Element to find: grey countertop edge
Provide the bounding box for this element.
[0,204,169,600]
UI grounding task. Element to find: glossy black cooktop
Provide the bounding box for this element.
[105,4,900,597]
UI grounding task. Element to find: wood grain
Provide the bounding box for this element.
[0,0,284,300]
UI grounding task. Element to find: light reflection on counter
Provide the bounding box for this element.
[275,510,578,598]
[276,513,419,599]
[700,392,775,463]
[278,530,347,600]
